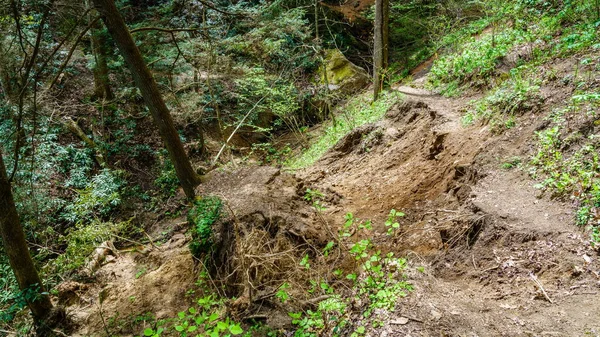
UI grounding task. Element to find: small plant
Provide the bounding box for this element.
[299,254,311,270]
[188,197,223,258]
[304,188,326,211]
[385,209,405,235]
[135,267,147,279]
[276,283,290,303]
[173,296,243,337]
[501,157,522,169]
[591,226,600,249]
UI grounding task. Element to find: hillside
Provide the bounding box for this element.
[0,0,599,336]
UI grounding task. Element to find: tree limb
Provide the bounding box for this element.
[130,27,201,33]
[62,117,107,167]
[47,16,101,90]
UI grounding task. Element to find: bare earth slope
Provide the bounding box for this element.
[297,84,600,336]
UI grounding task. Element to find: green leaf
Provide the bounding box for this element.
[356,326,365,334]
[188,325,198,332]
[229,324,244,335]
[217,321,228,331]
[189,307,197,314]
[143,328,154,336]
[209,312,219,322]
[288,312,302,319]
[175,325,184,332]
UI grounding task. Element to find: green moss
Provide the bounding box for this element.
[319,49,368,89]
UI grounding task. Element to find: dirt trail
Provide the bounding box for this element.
[298,81,600,335]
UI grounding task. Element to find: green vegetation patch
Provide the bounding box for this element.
[463,66,543,130]
[428,26,532,95]
[188,197,223,258]
[529,91,600,244]
[286,90,402,169]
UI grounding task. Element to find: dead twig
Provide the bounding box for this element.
[529,272,553,304]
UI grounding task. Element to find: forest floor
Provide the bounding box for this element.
[64,54,600,337]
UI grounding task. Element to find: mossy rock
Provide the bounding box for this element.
[319,49,369,94]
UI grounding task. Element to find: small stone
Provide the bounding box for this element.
[431,310,442,320]
[391,317,409,325]
[583,255,592,263]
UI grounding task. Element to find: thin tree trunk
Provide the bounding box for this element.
[382,0,389,70]
[91,22,113,100]
[92,0,200,199]
[373,0,384,101]
[0,149,53,322]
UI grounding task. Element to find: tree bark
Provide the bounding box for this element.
[91,22,113,100]
[92,0,201,199]
[0,149,53,322]
[373,0,384,101]
[382,0,389,70]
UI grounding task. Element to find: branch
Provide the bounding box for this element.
[196,0,241,16]
[47,16,101,90]
[130,27,201,34]
[62,117,107,167]
[129,27,210,41]
[34,8,93,80]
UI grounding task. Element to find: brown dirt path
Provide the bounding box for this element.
[297,80,600,335]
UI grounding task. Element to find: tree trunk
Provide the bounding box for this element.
[373,0,384,101]
[92,0,200,199]
[0,149,53,322]
[382,0,389,70]
[91,21,113,100]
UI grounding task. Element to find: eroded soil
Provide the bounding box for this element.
[65,57,600,337]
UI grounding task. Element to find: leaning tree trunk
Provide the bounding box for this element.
[373,0,384,101]
[92,0,200,199]
[0,150,53,322]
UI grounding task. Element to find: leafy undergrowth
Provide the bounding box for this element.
[286,90,403,169]
[427,0,600,129]
[462,65,544,131]
[529,91,600,245]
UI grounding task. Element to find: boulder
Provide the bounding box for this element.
[319,49,369,95]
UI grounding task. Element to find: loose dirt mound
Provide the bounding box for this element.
[66,166,331,335]
[67,230,195,336]
[300,96,486,253]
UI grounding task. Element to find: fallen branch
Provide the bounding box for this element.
[529,272,553,304]
[212,96,265,165]
[62,117,106,167]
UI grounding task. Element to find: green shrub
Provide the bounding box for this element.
[428,27,531,92]
[51,220,130,275]
[63,169,125,224]
[188,197,223,257]
[466,67,542,130]
[154,154,179,197]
